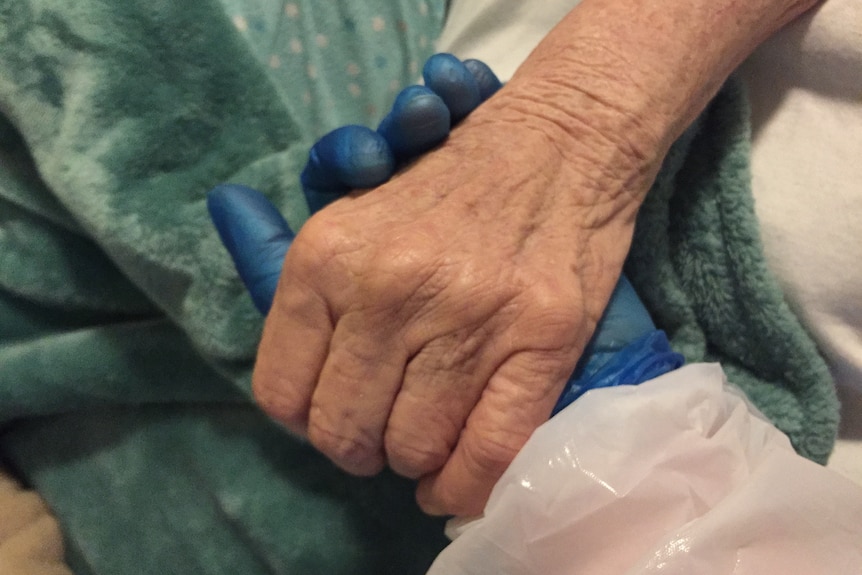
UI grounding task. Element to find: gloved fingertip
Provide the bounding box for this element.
[423,53,482,124]
[378,85,450,161]
[302,125,396,213]
[463,59,503,101]
[308,125,396,188]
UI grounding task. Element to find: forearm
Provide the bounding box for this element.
[494,0,818,197]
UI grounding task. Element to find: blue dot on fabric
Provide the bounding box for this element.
[343,18,356,32]
[251,17,266,32]
[375,55,388,69]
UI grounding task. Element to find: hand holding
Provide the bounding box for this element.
[211,55,660,516]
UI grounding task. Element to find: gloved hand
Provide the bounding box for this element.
[302,54,503,214]
[209,54,502,313]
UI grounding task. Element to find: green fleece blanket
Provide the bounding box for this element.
[0,1,839,574]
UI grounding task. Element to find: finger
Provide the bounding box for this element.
[307,310,410,477]
[384,325,503,480]
[377,85,451,162]
[463,59,503,102]
[300,125,395,213]
[422,53,482,124]
[415,349,574,516]
[207,184,294,314]
[252,271,333,437]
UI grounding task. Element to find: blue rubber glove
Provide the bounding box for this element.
[552,276,684,415]
[420,53,501,124]
[207,184,294,315]
[211,54,502,311]
[303,54,502,214]
[300,125,396,214]
[375,55,503,161]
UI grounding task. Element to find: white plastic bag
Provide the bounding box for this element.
[427,363,862,575]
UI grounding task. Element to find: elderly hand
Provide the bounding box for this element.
[213,54,663,516]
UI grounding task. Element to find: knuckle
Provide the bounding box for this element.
[295,218,451,312]
[468,432,522,476]
[409,327,489,375]
[353,242,450,312]
[307,412,382,475]
[288,212,358,272]
[369,242,442,288]
[519,282,585,347]
[252,372,308,432]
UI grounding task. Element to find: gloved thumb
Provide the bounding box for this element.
[207,184,294,315]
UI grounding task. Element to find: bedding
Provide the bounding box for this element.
[0,1,842,572]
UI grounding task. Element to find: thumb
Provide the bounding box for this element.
[207,184,294,314]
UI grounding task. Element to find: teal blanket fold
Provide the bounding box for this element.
[0,1,839,574]
[626,80,839,462]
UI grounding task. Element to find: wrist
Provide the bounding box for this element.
[468,76,666,213]
[494,0,821,177]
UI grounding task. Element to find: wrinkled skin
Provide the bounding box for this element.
[253,81,657,515]
[235,0,817,515]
